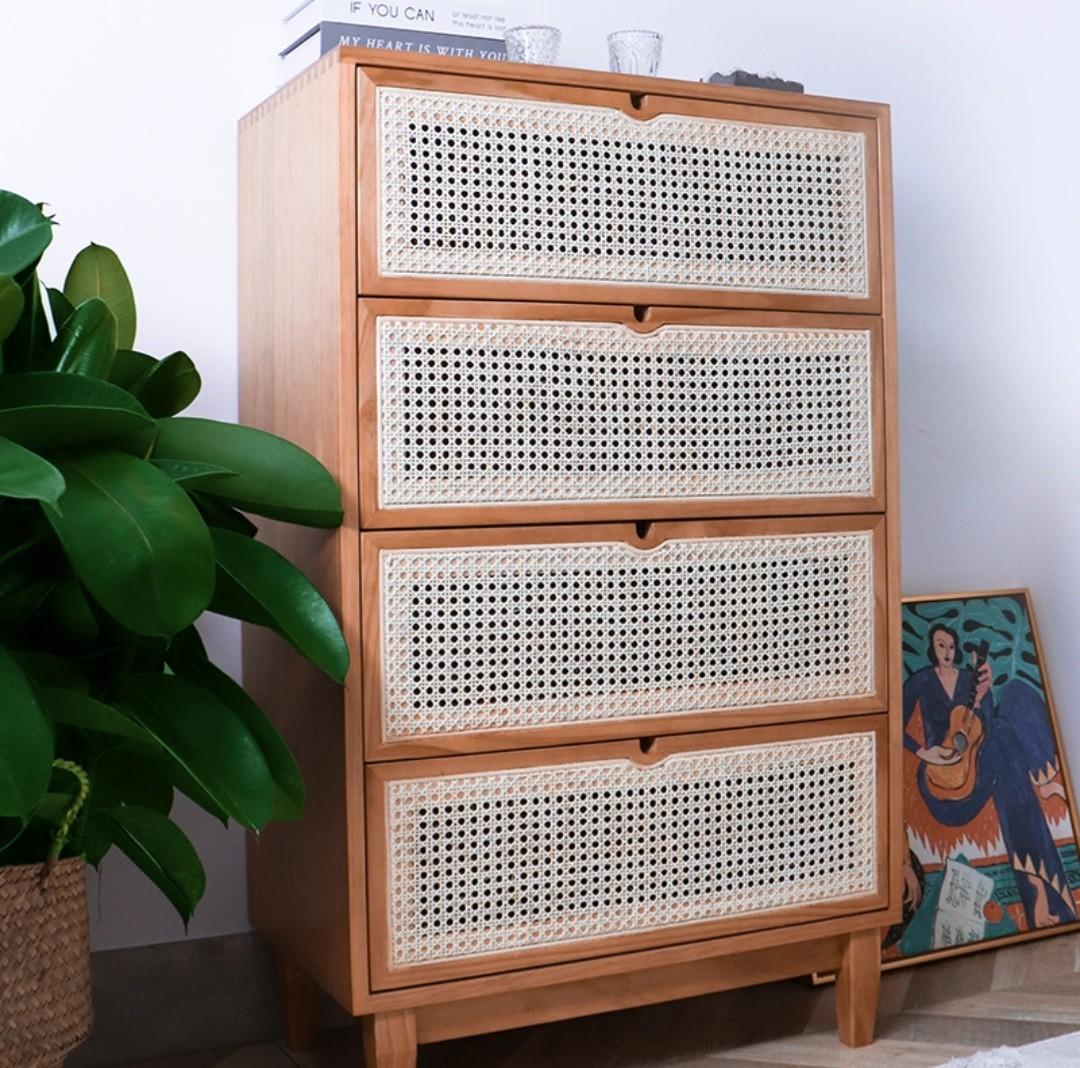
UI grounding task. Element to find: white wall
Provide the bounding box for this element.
[3,0,1078,950]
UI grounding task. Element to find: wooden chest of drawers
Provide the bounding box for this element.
[239,47,900,1066]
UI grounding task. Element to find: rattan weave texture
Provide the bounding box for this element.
[376,318,874,509]
[378,88,869,295]
[385,731,878,966]
[380,531,876,740]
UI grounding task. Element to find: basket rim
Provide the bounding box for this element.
[0,856,87,876]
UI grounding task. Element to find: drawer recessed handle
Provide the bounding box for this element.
[634,520,653,541]
[628,92,646,111]
[624,305,662,334]
[639,736,656,755]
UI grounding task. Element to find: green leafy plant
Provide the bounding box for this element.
[0,191,347,923]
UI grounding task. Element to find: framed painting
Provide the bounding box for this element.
[884,589,1080,967]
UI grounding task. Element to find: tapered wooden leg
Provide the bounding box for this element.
[362,1009,417,1068]
[276,951,317,1051]
[835,928,881,1047]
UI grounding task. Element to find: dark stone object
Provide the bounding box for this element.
[705,69,805,93]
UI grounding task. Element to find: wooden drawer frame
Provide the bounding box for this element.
[358,301,887,529]
[366,714,890,989]
[240,48,901,1053]
[357,67,883,313]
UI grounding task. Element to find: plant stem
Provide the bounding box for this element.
[49,759,91,862]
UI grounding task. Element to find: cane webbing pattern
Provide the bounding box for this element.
[384,732,878,967]
[377,87,869,295]
[379,532,875,740]
[376,318,874,508]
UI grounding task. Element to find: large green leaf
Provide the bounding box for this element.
[46,449,215,637]
[151,459,235,489]
[39,687,149,742]
[0,192,52,277]
[81,742,174,864]
[63,243,136,350]
[0,500,49,558]
[209,528,348,683]
[118,673,274,829]
[0,575,54,627]
[12,652,89,693]
[0,435,65,509]
[46,287,74,332]
[96,806,204,924]
[92,747,173,812]
[191,492,257,537]
[0,514,57,627]
[0,274,24,343]
[48,297,117,378]
[169,623,208,662]
[0,645,53,820]
[5,274,49,374]
[135,352,200,417]
[154,418,342,528]
[90,743,173,814]
[109,348,156,392]
[168,653,303,821]
[43,574,100,642]
[0,373,154,448]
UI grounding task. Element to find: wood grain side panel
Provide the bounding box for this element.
[239,57,365,1012]
[876,107,904,924]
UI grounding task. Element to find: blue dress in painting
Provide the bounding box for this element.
[903,668,1075,927]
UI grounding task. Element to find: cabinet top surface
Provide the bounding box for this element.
[242,45,889,126]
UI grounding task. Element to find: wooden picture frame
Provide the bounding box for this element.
[816,589,1080,982]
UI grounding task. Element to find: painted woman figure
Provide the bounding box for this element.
[903,623,1075,929]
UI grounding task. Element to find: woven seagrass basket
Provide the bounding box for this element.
[0,858,93,1068]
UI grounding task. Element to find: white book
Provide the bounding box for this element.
[279,20,513,85]
[281,0,525,51]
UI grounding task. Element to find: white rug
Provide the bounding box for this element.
[938,1031,1080,1067]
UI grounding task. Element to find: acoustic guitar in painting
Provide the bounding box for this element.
[926,639,991,801]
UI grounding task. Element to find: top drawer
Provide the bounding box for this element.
[357,69,883,311]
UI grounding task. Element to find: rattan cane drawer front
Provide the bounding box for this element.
[361,517,886,758]
[358,69,881,310]
[367,717,887,987]
[359,303,884,528]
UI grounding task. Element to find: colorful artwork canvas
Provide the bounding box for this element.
[885,591,1080,966]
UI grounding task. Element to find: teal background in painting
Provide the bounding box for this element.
[902,594,1045,700]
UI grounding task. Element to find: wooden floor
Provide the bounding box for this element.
[114,933,1080,1067]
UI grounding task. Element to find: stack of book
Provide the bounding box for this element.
[280,0,524,82]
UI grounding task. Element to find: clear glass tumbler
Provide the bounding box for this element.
[607,30,663,76]
[504,25,562,65]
